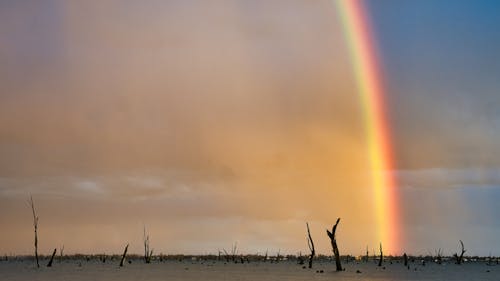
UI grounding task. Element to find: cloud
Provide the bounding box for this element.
[395,167,500,189]
[75,180,103,194]
[1,0,499,256]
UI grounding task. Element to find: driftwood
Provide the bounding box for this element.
[378,243,383,267]
[29,196,39,268]
[47,248,57,267]
[454,240,466,264]
[306,222,315,268]
[119,244,129,267]
[326,218,342,271]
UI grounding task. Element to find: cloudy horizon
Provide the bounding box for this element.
[1,0,499,256]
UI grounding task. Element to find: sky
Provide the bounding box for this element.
[0,0,499,257]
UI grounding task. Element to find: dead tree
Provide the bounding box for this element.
[47,248,57,267]
[435,248,442,264]
[119,244,129,267]
[222,248,230,262]
[143,226,153,263]
[297,252,304,265]
[403,252,408,267]
[223,242,238,263]
[231,242,238,262]
[306,222,315,268]
[453,240,466,264]
[378,242,383,267]
[59,245,64,263]
[326,218,342,271]
[29,196,39,268]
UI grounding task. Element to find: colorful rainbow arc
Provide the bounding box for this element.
[335,0,400,254]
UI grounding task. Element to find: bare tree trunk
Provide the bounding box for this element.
[231,242,237,263]
[326,218,342,271]
[223,249,230,262]
[119,244,129,267]
[306,222,315,269]
[59,245,64,263]
[378,243,383,267]
[454,240,466,265]
[297,252,304,265]
[435,248,442,264]
[403,253,408,267]
[29,196,39,268]
[143,226,152,263]
[365,246,369,263]
[47,248,57,267]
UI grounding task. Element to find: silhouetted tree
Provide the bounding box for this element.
[326,218,342,271]
[29,196,39,268]
[453,240,466,265]
[297,252,304,265]
[143,226,153,263]
[222,249,230,262]
[378,243,383,267]
[59,245,64,263]
[306,222,315,268]
[435,248,442,264]
[232,243,238,262]
[119,244,129,267]
[403,252,408,267]
[47,248,56,267]
[222,242,238,263]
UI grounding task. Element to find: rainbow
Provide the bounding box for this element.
[335,0,400,254]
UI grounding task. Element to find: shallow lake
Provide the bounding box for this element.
[0,259,498,281]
